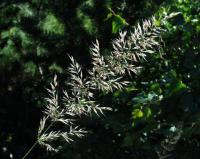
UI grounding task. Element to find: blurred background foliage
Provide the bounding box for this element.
[0,0,200,159]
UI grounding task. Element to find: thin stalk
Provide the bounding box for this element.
[21,121,54,159]
[22,141,38,159]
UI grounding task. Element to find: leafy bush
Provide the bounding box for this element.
[106,0,200,158]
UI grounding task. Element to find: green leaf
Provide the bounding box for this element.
[132,92,160,106]
[76,9,97,34]
[1,31,10,39]
[39,13,65,35]
[36,45,47,57]
[105,13,113,21]
[172,80,187,94]
[143,107,152,118]
[49,63,63,74]
[24,61,37,77]
[18,3,34,18]
[150,83,162,94]
[82,16,97,34]
[132,109,143,119]
[113,90,121,98]
[112,15,128,34]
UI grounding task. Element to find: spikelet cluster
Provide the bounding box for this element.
[37,17,163,152]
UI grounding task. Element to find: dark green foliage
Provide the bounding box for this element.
[0,0,200,159]
[108,0,200,158]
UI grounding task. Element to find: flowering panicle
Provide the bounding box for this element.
[37,16,163,152]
